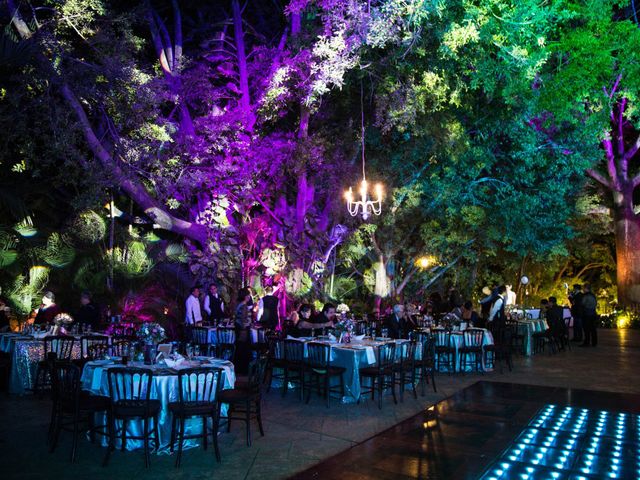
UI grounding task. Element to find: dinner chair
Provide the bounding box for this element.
[34,335,76,395]
[103,367,160,468]
[411,332,437,394]
[303,342,345,408]
[433,329,455,374]
[217,327,236,344]
[109,339,133,357]
[282,339,305,400]
[359,342,397,410]
[214,342,236,362]
[264,337,285,392]
[80,335,110,360]
[169,367,224,467]
[218,356,267,446]
[484,325,513,373]
[190,326,213,356]
[458,328,485,373]
[48,361,109,462]
[392,340,418,401]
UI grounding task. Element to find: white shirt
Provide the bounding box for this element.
[185,294,202,324]
[489,295,504,322]
[505,289,517,306]
[203,294,224,316]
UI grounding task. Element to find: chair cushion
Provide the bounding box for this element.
[359,366,393,377]
[218,388,257,403]
[113,399,161,417]
[169,401,217,417]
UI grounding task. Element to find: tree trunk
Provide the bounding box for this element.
[613,188,640,307]
[232,0,254,130]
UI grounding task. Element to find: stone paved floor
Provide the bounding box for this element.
[0,329,638,479]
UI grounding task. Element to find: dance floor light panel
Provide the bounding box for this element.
[480,404,640,480]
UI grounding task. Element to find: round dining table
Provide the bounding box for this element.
[80,357,235,453]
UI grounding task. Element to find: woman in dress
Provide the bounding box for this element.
[234,288,252,372]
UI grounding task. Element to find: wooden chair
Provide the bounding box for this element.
[458,328,485,373]
[282,339,305,400]
[359,342,397,409]
[48,361,109,462]
[103,368,160,468]
[169,367,224,467]
[392,340,418,401]
[433,329,455,373]
[303,342,345,408]
[218,356,267,446]
[34,336,75,395]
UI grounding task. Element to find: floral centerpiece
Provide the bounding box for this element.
[332,316,354,343]
[136,322,166,345]
[336,303,350,315]
[439,312,461,330]
[52,313,74,335]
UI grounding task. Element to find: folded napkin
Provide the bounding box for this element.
[162,353,187,369]
[352,334,365,341]
[327,333,337,342]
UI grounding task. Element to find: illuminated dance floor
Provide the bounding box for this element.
[291,382,640,479]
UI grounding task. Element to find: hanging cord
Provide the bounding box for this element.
[360,80,366,181]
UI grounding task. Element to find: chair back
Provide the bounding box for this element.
[375,342,396,370]
[269,338,284,361]
[284,339,305,363]
[247,355,268,394]
[462,328,485,348]
[44,335,75,361]
[433,329,451,348]
[107,367,154,403]
[217,327,236,344]
[252,328,267,344]
[306,342,331,369]
[493,326,513,347]
[177,367,224,404]
[396,341,416,368]
[80,335,109,359]
[110,339,133,357]
[51,360,82,407]
[215,343,236,362]
[191,326,210,345]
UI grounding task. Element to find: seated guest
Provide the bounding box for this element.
[34,291,61,325]
[461,300,481,327]
[545,297,566,337]
[76,291,100,330]
[539,299,550,320]
[384,304,415,339]
[298,303,336,332]
[288,304,313,337]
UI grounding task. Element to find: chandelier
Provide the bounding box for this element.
[344,84,383,220]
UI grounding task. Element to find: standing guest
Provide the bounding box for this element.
[580,284,598,347]
[505,284,517,306]
[257,285,279,330]
[479,286,496,321]
[461,301,481,327]
[448,288,463,311]
[185,285,203,326]
[234,288,252,340]
[488,285,507,326]
[568,284,584,343]
[34,291,61,325]
[234,288,253,373]
[76,291,100,330]
[203,283,225,324]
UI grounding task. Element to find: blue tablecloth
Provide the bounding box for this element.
[518,319,549,356]
[431,329,494,372]
[80,358,235,454]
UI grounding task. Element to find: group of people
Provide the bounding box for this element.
[568,283,599,347]
[184,284,281,333]
[25,290,101,331]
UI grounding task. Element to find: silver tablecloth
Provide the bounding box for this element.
[80,358,235,454]
[0,333,82,395]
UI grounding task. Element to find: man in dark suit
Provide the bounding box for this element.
[384,304,415,339]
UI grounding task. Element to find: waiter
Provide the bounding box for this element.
[185,285,203,325]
